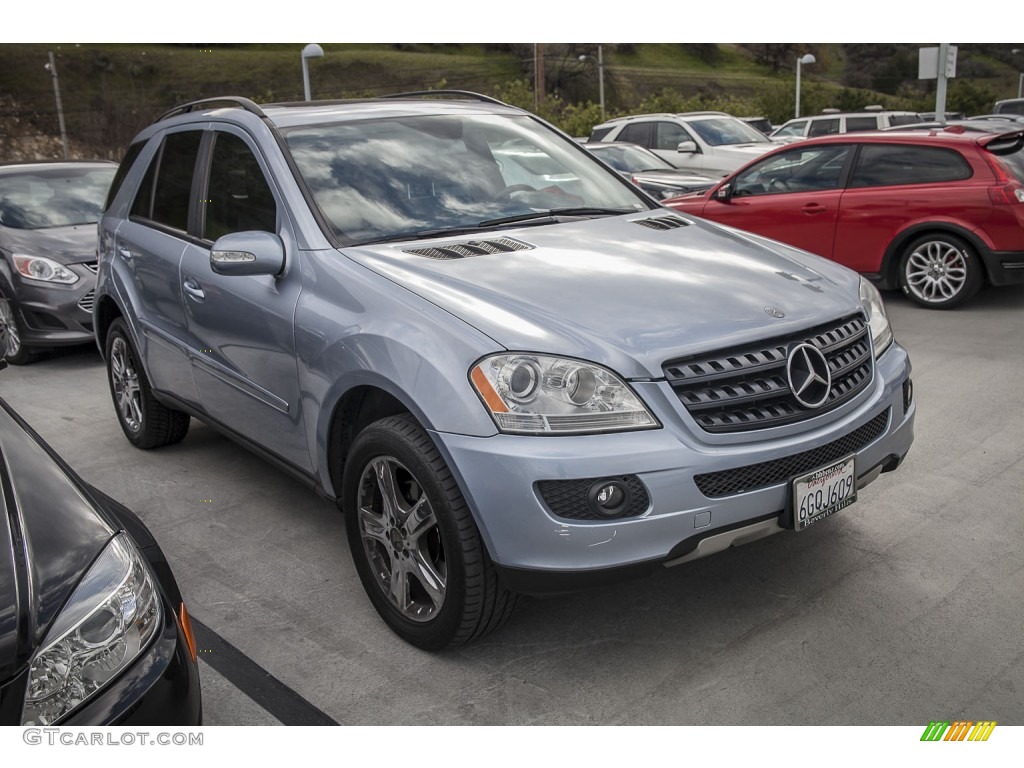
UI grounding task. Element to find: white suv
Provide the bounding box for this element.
[770,109,923,141]
[589,112,779,177]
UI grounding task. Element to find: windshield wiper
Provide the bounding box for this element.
[478,207,634,227]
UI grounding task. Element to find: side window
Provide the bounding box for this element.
[589,126,614,142]
[203,132,278,241]
[845,117,878,132]
[618,122,652,147]
[807,118,841,137]
[849,145,972,188]
[130,131,203,232]
[654,122,693,151]
[732,145,850,197]
[105,141,145,211]
[773,121,807,138]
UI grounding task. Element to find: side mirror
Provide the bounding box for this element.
[210,231,285,277]
[715,183,733,202]
[677,141,698,154]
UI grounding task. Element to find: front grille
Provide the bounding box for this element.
[694,409,889,498]
[537,475,650,521]
[77,290,95,314]
[664,314,873,433]
[403,237,532,260]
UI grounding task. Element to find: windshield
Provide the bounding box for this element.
[0,166,116,230]
[283,114,650,245]
[589,145,673,172]
[686,117,773,146]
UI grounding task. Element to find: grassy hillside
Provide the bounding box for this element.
[1,43,1020,161]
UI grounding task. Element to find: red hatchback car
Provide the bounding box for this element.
[666,128,1024,308]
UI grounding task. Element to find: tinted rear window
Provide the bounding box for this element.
[849,145,972,187]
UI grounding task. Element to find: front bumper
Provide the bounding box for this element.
[7,268,96,348]
[434,343,914,594]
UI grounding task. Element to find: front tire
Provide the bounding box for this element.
[898,233,982,309]
[105,318,190,448]
[0,295,38,365]
[342,414,517,650]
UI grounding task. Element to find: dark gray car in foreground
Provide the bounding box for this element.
[94,92,914,649]
[0,161,116,364]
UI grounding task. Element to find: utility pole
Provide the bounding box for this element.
[534,44,545,110]
[46,51,69,160]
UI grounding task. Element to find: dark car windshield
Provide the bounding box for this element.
[589,145,674,172]
[687,117,773,146]
[282,114,650,245]
[0,166,116,230]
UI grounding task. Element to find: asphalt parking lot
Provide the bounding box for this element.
[2,285,1023,726]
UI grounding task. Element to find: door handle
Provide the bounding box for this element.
[117,246,135,261]
[802,204,827,215]
[182,278,206,301]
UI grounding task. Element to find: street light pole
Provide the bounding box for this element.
[45,51,69,160]
[578,45,605,119]
[301,43,324,102]
[795,53,816,118]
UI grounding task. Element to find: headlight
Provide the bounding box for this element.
[470,354,659,435]
[12,254,80,285]
[859,277,893,357]
[21,534,161,725]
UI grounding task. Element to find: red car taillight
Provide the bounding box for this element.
[987,181,1024,205]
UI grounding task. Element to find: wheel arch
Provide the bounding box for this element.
[880,222,994,290]
[94,294,124,360]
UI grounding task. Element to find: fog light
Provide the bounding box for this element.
[587,479,632,518]
[903,377,914,413]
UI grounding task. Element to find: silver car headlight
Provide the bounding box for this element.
[12,254,80,285]
[470,354,659,435]
[21,534,161,725]
[859,277,893,358]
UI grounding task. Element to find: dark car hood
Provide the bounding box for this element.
[0,399,114,683]
[344,212,863,379]
[0,224,99,265]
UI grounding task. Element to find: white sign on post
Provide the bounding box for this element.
[919,45,957,79]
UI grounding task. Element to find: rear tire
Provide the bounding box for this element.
[105,318,190,448]
[342,414,517,650]
[898,233,982,309]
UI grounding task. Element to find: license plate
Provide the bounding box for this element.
[792,455,857,531]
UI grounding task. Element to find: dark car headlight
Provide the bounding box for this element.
[12,254,80,285]
[21,533,161,725]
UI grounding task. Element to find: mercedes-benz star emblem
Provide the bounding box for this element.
[787,343,831,409]
[764,306,785,319]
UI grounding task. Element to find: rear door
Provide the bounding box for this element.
[114,129,203,404]
[833,143,985,273]
[698,143,852,258]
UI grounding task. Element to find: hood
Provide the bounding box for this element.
[630,170,717,188]
[343,213,863,379]
[0,224,99,265]
[0,399,114,683]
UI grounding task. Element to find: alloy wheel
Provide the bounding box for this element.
[904,239,968,304]
[110,337,143,433]
[0,298,22,358]
[356,456,447,623]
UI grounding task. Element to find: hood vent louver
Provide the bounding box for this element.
[404,237,533,260]
[634,215,690,231]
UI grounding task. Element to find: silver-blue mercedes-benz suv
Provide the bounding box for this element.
[94,93,914,649]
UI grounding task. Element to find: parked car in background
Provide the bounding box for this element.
[770,109,923,141]
[93,93,913,649]
[583,142,717,198]
[0,161,116,364]
[588,111,779,176]
[666,128,1024,308]
[993,98,1024,116]
[0,355,201,725]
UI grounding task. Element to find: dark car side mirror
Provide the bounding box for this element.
[210,231,285,277]
[677,141,698,154]
[715,183,733,202]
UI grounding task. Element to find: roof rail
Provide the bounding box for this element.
[380,89,508,105]
[158,96,266,123]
